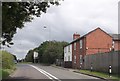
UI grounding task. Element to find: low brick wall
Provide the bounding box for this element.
[84,51,120,74]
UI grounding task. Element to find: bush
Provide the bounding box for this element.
[1,69,9,79]
[1,51,15,69]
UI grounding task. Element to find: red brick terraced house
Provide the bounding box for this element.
[72,27,113,69]
[64,27,120,69]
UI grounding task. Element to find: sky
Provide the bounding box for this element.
[5,0,119,59]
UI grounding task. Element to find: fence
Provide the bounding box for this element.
[84,51,120,74]
[56,59,64,67]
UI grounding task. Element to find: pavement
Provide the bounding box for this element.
[2,63,106,81]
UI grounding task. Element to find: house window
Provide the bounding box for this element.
[74,55,76,63]
[74,43,76,50]
[80,40,82,49]
[68,45,70,52]
[112,41,115,49]
[80,55,82,60]
[64,47,67,53]
[80,55,82,63]
[68,55,70,61]
[64,56,66,61]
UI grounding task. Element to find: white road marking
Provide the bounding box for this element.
[30,65,61,81]
[30,65,52,79]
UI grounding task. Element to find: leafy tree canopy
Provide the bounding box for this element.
[25,41,68,64]
[25,49,34,62]
[2,1,60,47]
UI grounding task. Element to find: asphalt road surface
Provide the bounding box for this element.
[3,64,105,81]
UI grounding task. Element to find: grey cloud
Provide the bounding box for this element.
[5,0,119,59]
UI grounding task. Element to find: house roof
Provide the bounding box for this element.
[64,27,119,48]
[70,27,112,44]
[109,34,120,41]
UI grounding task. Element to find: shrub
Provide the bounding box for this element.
[1,51,15,69]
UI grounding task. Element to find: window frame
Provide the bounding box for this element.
[80,40,83,49]
[68,55,70,61]
[68,45,70,52]
[74,55,76,63]
[74,43,76,50]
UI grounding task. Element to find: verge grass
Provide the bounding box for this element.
[77,70,120,80]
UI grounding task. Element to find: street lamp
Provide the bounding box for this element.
[43,26,51,41]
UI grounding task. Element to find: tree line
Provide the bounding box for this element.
[25,41,68,64]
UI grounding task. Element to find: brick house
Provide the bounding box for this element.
[72,28,113,69]
[64,33,80,68]
[64,44,72,68]
[64,27,120,69]
[71,33,81,69]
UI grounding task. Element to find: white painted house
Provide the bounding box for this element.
[64,43,72,62]
[64,44,72,68]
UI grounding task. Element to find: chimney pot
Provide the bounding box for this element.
[73,33,80,40]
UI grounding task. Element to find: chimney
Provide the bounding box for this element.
[73,32,80,40]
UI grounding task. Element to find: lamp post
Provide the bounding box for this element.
[44,26,51,41]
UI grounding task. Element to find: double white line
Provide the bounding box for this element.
[30,65,61,81]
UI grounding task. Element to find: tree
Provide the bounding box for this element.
[2,1,60,47]
[25,49,34,62]
[13,54,17,61]
[25,41,68,64]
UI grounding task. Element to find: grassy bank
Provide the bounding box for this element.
[1,69,10,79]
[0,69,2,80]
[0,51,17,79]
[75,70,120,80]
[0,66,16,79]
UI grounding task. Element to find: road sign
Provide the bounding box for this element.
[34,52,38,59]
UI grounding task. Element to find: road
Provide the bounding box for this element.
[4,64,105,81]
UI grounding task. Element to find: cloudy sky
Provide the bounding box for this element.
[5,0,119,59]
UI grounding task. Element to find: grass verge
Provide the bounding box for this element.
[0,66,16,79]
[74,70,120,81]
[18,62,33,64]
[0,69,2,80]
